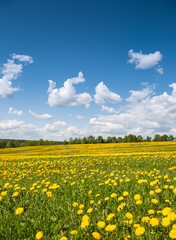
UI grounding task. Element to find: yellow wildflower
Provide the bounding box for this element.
[36,231,43,239]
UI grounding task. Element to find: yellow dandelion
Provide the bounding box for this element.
[92,232,101,239]
[73,202,78,207]
[35,231,43,239]
[97,221,106,228]
[70,230,77,235]
[77,209,83,215]
[16,207,24,215]
[162,207,172,216]
[123,191,129,196]
[135,227,145,236]
[151,199,158,204]
[87,208,93,213]
[110,193,117,198]
[105,224,116,232]
[169,229,176,239]
[134,194,141,200]
[125,212,133,219]
[148,209,155,214]
[150,218,159,227]
[162,217,170,227]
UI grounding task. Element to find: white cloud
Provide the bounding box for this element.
[101,105,118,114]
[2,82,176,140]
[41,121,66,132]
[128,49,163,72]
[0,54,33,98]
[48,72,93,108]
[8,107,23,116]
[94,82,122,104]
[89,118,125,133]
[12,53,33,64]
[47,80,56,93]
[66,126,82,134]
[156,67,164,75]
[76,115,85,119]
[0,120,24,130]
[29,110,53,119]
[90,83,176,137]
[126,84,154,102]
[0,120,66,140]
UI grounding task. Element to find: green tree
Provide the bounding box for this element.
[7,140,15,148]
[137,135,143,142]
[81,137,88,144]
[168,135,174,141]
[153,134,161,141]
[146,136,152,142]
[96,135,104,143]
[117,137,123,143]
[161,134,168,141]
[63,139,68,145]
[106,136,113,143]
[87,136,96,144]
[0,140,6,148]
[123,135,128,142]
[14,140,20,147]
[38,139,44,145]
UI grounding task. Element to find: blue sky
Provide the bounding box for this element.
[0,0,176,140]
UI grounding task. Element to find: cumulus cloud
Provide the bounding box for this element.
[126,84,154,102]
[0,120,24,130]
[94,82,122,104]
[8,107,23,116]
[0,54,33,98]
[47,72,93,108]
[0,119,67,140]
[2,81,176,140]
[90,83,176,137]
[89,118,125,133]
[66,126,82,134]
[41,121,66,132]
[29,110,53,119]
[101,105,118,114]
[128,49,163,73]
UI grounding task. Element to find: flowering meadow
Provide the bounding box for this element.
[1,142,176,239]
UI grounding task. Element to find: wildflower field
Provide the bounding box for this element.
[1,142,176,240]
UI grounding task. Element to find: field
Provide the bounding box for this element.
[1,142,176,239]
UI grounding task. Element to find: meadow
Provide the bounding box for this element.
[0,142,176,239]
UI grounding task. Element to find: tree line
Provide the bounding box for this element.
[0,139,60,149]
[0,134,175,149]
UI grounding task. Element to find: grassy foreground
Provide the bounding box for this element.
[0,142,176,239]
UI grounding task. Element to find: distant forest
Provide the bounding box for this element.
[0,134,175,149]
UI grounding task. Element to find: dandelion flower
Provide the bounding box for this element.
[70,230,77,235]
[162,217,170,227]
[97,221,106,228]
[16,207,24,215]
[134,194,141,200]
[92,232,101,239]
[135,227,145,236]
[125,213,133,219]
[150,218,159,227]
[73,202,78,207]
[36,231,43,239]
[169,229,176,239]
[162,207,172,216]
[105,224,116,232]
